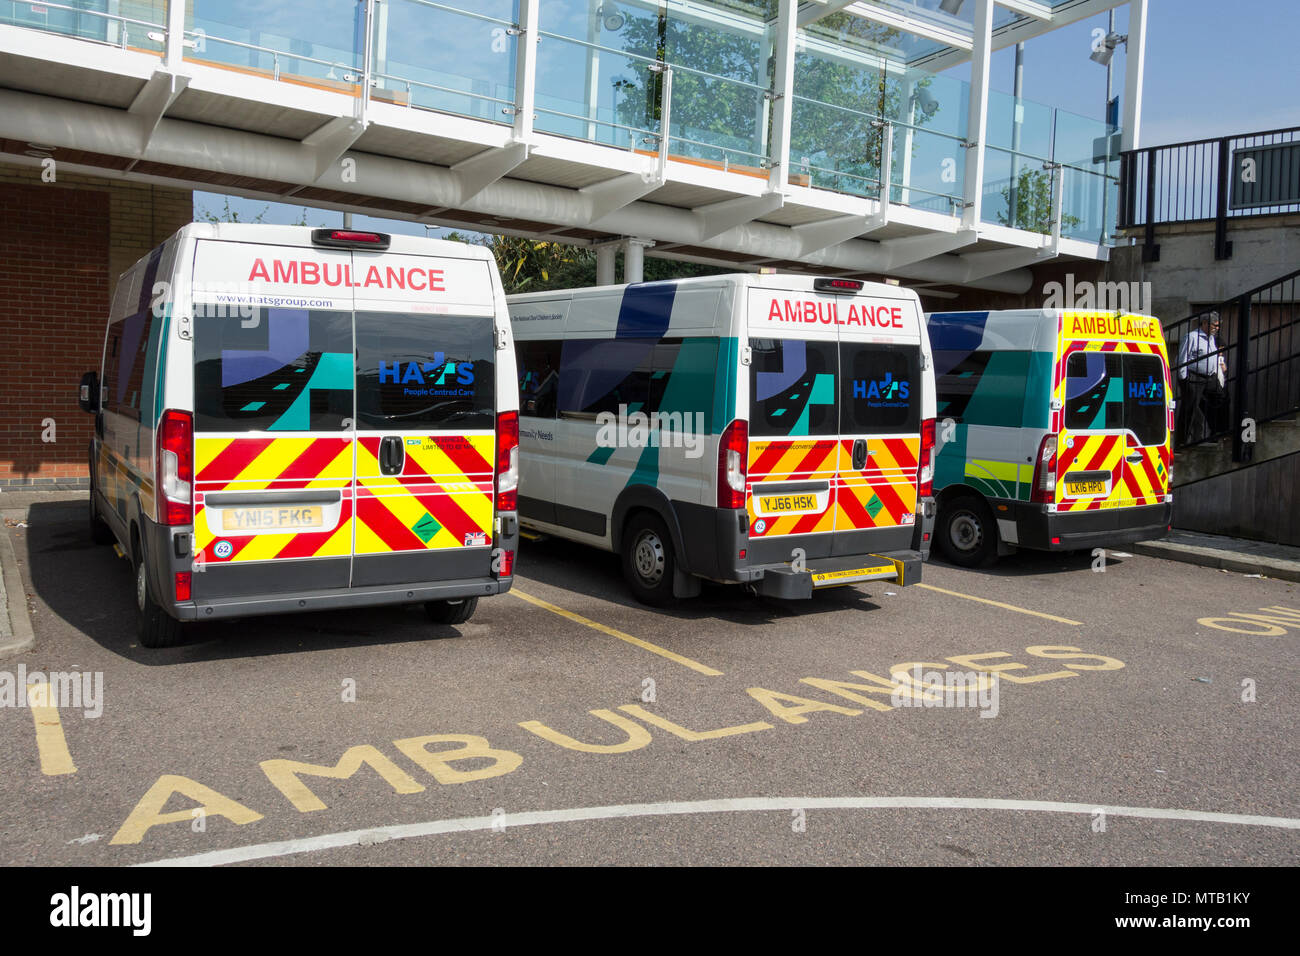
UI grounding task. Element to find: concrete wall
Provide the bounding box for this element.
[0,162,192,487]
[1173,450,1300,547]
[1109,216,1300,320]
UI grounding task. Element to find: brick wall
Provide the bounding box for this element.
[0,163,192,487]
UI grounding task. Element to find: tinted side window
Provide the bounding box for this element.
[356,312,495,430]
[841,344,920,434]
[557,338,652,416]
[194,307,354,432]
[103,308,154,419]
[934,350,993,423]
[749,338,838,437]
[1064,351,1123,431]
[516,339,562,419]
[1124,354,1167,446]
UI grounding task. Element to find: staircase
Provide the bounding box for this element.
[1166,268,1300,545]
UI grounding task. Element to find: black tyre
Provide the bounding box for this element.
[937,495,999,568]
[425,596,478,625]
[621,512,677,606]
[135,546,182,648]
[88,483,113,546]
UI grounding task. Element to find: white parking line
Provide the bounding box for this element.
[137,796,1300,866]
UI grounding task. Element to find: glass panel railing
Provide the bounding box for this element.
[187,0,361,93]
[1,0,165,53]
[375,0,516,121]
[535,34,662,150]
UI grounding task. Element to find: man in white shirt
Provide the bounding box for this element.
[1177,311,1226,444]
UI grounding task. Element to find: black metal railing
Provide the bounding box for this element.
[1118,126,1300,262]
[1166,268,1300,460]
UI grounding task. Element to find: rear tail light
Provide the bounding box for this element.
[157,409,193,526]
[495,410,519,512]
[717,419,748,509]
[1030,433,1058,504]
[174,572,192,602]
[495,549,515,577]
[918,417,936,497]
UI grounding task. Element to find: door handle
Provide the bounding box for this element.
[379,436,405,476]
[1125,452,1144,464]
[852,438,868,471]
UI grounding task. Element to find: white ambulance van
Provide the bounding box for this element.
[79,224,520,647]
[508,275,937,605]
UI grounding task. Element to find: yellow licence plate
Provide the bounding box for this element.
[759,494,820,514]
[1065,480,1108,497]
[221,505,323,532]
[811,564,895,585]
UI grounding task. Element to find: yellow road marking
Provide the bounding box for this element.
[27,683,77,776]
[916,583,1082,626]
[511,589,723,676]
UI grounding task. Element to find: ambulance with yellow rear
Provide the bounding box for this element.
[79,224,520,647]
[925,308,1173,567]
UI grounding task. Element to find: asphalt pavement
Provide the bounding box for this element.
[0,494,1296,866]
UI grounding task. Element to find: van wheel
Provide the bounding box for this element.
[88,487,113,545]
[622,513,676,606]
[135,548,182,648]
[425,596,478,626]
[938,495,999,568]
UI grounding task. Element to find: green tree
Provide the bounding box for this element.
[998,167,1081,235]
[194,197,270,223]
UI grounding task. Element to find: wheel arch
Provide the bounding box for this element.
[611,485,689,573]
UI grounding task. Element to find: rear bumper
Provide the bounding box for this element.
[177,576,510,621]
[1010,500,1172,551]
[751,550,923,600]
[144,511,518,622]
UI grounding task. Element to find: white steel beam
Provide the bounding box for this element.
[450,142,530,204]
[582,171,662,225]
[962,0,994,230]
[128,71,189,152]
[881,229,978,270]
[914,0,1126,71]
[841,2,972,53]
[299,116,367,183]
[797,1,857,29]
[1121,0,1147,151]
[695,193,785,241]
[996,0,1053,20]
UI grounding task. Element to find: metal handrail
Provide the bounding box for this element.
[537,29,769,95]
[2,0,164,49]
[372,68,515,109]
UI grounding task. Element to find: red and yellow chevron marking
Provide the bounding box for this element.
[193,436,355,564]
[746,438,838,537]
[354,433,494,554]
[1052,314,1173,512]
[1055,433,1125,511]
[835,436,919,531]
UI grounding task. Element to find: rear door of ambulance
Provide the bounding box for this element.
[190,239,358,599]
[350,249,498,587]
[834,291,923,555]
[1054,312,1172,515]
[745,286,841,556]
[744,282,923,564]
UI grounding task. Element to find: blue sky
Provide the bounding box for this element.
[197,0,1300,230]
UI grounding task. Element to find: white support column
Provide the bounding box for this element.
[595,242,617,286]
[961,0,994,230]
[165,0,185,72]
[583,0,601,142]
[513,0,539,144]
[372,0,389,92]
[899,73,915,207]
[1121,0,1148,152]
[767,0,798,194]
[623,238,654,283]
